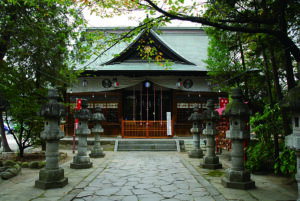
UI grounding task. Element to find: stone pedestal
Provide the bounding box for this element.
[90,107,105,158]
[221,88,255,189]
[70,99,93,169]
[188,128,203,158]
[201,100,222,169]
[35,89,68,189]
[188,104,203,158]
[284,78,300,201]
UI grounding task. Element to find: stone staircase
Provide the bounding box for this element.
[115,139,180,152]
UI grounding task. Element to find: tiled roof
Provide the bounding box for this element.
[77,27,208,72]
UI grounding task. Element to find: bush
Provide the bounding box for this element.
[21,162,29,168]
[38,161,46,169]
[274,145,296,177]
[29,161,39,169]
[246,140,275,173]
[3,160,16,167]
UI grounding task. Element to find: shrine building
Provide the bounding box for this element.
[65,27,228,138]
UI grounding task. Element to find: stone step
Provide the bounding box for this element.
[117,140,178,151]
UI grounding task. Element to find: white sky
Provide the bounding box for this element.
[83,1,205,28]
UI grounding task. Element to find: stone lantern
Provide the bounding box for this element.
[90,106,105,158]
[284,73,300,201]
[70,99,93,169]
[201,99,222,169]
[188,104,203,158]
[221,88,255,189]
[35,89,68,189]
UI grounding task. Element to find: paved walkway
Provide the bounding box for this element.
[0,151,298,201]
[70,152,224,201]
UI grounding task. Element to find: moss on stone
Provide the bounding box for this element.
[205,170,224,177]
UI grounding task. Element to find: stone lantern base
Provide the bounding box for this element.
[89,149,105,158]
[201,156,222,169]
[221,169,255,189]
[70,156,93,169]
[35,168,68,189]
[188,149,203,158]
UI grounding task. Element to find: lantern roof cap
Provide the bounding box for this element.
[92,107,106,121]
[223,88,250,117]
[202,99,219,120]
[74,99,92,120]
[188,104,202,121]
[282,85,300,111]
[38,89,67,118]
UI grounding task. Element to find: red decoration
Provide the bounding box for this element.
[219,98,229,108]
[73,98,82,154]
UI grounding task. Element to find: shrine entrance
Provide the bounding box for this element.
[122,81,173,138]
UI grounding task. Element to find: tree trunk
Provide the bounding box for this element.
[261,42,279,159]
[270,48,292,137]
[19,146,24,158]
[0,112,12,152]
[239,40,249,100]
[261,42,274,107]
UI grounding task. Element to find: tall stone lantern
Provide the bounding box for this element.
[89,106,105,158]
[188,104,203,158]
[284,74,300,201]
[221,88,255,189]
[201,99,222,169]
[70,99,93,169]
[35,89,68,189]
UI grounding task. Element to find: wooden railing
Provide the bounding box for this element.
[121,119,173,138]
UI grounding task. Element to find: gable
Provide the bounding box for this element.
[102,29,195,65]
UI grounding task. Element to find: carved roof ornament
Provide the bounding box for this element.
[38,89,67,118]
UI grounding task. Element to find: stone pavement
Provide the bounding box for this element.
[0,151,298,201]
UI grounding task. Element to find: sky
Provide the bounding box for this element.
[83,1,205,28]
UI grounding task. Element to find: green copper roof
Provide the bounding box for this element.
[77,27,208,72]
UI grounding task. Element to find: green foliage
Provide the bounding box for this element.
[246,140,275,172]
[38,161,46,169]
[3,160,16,167]
[274,145,296,177]
[0,0,89,157]
[28,161,39,169]
[246,103,284,172]
[250,103,283,142]
[21,162,29,168]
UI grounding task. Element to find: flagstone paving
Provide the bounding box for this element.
[0,150,297,201]
[69,152,226,201]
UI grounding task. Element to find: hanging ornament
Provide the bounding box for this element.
[154,84,155,122]
[82,79,88,87]
[145,81,151,88]
[113,77,119,88]
[176,78,182,88]
[133,85,135,121]
[140,83,142,126]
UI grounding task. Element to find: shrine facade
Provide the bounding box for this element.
[65,27,228,138]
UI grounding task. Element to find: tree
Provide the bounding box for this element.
[0,0,88,157]
[108,0,299,90]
